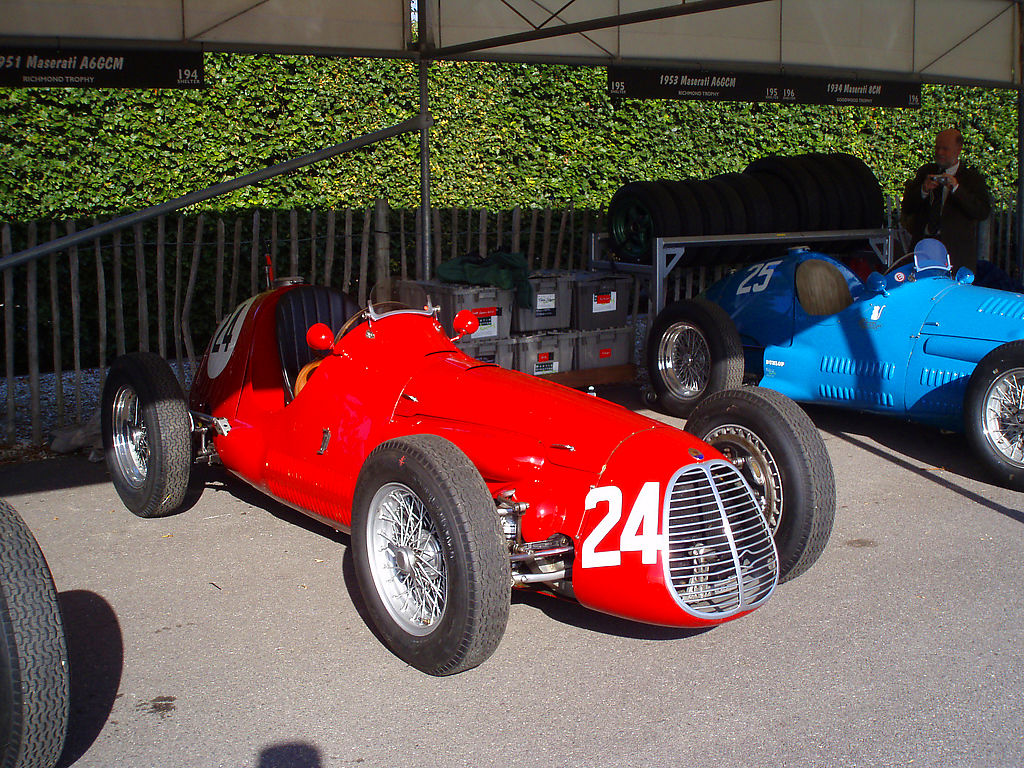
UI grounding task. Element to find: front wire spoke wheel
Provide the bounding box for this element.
[369,483,447,636]
[701,423,783,533]
[983,368,1024,466]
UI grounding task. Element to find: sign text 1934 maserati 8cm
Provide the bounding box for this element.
[101,278,834,675]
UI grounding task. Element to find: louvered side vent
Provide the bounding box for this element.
[663,460,778,619]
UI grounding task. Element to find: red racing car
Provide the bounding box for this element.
[101,279,834,675]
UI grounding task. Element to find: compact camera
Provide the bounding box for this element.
[931,173,951,186]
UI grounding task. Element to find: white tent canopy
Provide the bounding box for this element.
[2,0,1021,272]
[1,0,1019,87]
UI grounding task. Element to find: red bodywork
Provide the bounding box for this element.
[189,285,778,628]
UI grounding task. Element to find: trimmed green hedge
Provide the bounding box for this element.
[0,53,1018,221]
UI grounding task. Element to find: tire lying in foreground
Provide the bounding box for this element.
[351,435,511,676]
[964,340,1024,491]
[686,387,836,582]
[101,352,193,519]
[646,298,744,418]
[1,498,69,768]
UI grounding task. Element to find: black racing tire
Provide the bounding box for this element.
[607,181,682,263]
[706,176,748,264]
[829,153,884,228]
[745,156,822,232]
[101,352,192,518]
[713,172,773,262]
[351,435,510,676]
[1,499,69,768]
[745,170,801,234]
[809,153,863,231]
[964,341,1024,490]
[647,298,744,418]
[686,387,835,582]
[793,155,843,234]
[685,179,728,265]
[660,180,705,267]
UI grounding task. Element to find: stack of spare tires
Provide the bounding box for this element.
[607,152,883,264]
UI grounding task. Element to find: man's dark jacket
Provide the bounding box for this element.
[901,162,991,272]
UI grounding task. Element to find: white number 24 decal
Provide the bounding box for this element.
[735,259,782,295]
[581,482,668,568]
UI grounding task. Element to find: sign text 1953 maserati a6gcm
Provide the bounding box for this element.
[100,279,834,675]
[646,238,1024,491]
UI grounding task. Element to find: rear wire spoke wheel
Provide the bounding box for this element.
[965,341,1024,490]
[647,298,743,417]
[352,435,509,676]
[686,387,835,582]
[1,499,69,768]
[101,352,192,518]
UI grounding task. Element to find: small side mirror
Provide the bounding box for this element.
[866,271,889,297]
[955,267,975,285]
[451,309,480,341]
[306,322,334,352]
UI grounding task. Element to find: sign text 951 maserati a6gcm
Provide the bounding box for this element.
[101,278,834,675]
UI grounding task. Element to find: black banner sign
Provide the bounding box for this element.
[0,47,204,89]
[608,66,920,109]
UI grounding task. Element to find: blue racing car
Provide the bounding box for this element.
[647,239,1024,490]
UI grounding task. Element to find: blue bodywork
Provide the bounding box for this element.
[703,243,1024,432]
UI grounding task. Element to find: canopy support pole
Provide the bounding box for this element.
[1017,4,1023,277]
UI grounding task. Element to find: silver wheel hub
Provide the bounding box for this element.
[366,483,447,636]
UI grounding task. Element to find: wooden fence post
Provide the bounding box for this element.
[374,198,391,300]
[134,221,149,351]
[250,211,261,296]
[324,209,336,288]
[2,224,14,443]
[156,216,167,358]
[112,229,126,357]
[26,222,40,444]
[181,214,204,371]
[173,217,184,379]
[215,218,225,322]
[358,207,371,305]
[47,223,64,424]
[289,209,299,276]
[230,217,241,310]
[94,223,107,388]
[67,220,82,423]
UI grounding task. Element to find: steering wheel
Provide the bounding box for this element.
[885,253,915,275]
[333,301,413,343]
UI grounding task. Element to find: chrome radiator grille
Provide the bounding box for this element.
[663,460,778,618]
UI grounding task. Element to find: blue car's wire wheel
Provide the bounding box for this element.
[646,298,743,418]
[966,341,1024,491]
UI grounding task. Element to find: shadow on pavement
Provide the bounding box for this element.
[57,590,123,768]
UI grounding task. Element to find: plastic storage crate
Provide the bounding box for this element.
[571,273,634,331]
[576,326,633,369]
[396,280,513,340]
[512,331,577,376]
[458,337,515,369]
[512,272,572,333]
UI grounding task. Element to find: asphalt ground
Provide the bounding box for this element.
[2,384,1023,768]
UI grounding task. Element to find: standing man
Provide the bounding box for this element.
[901,128,991,273]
